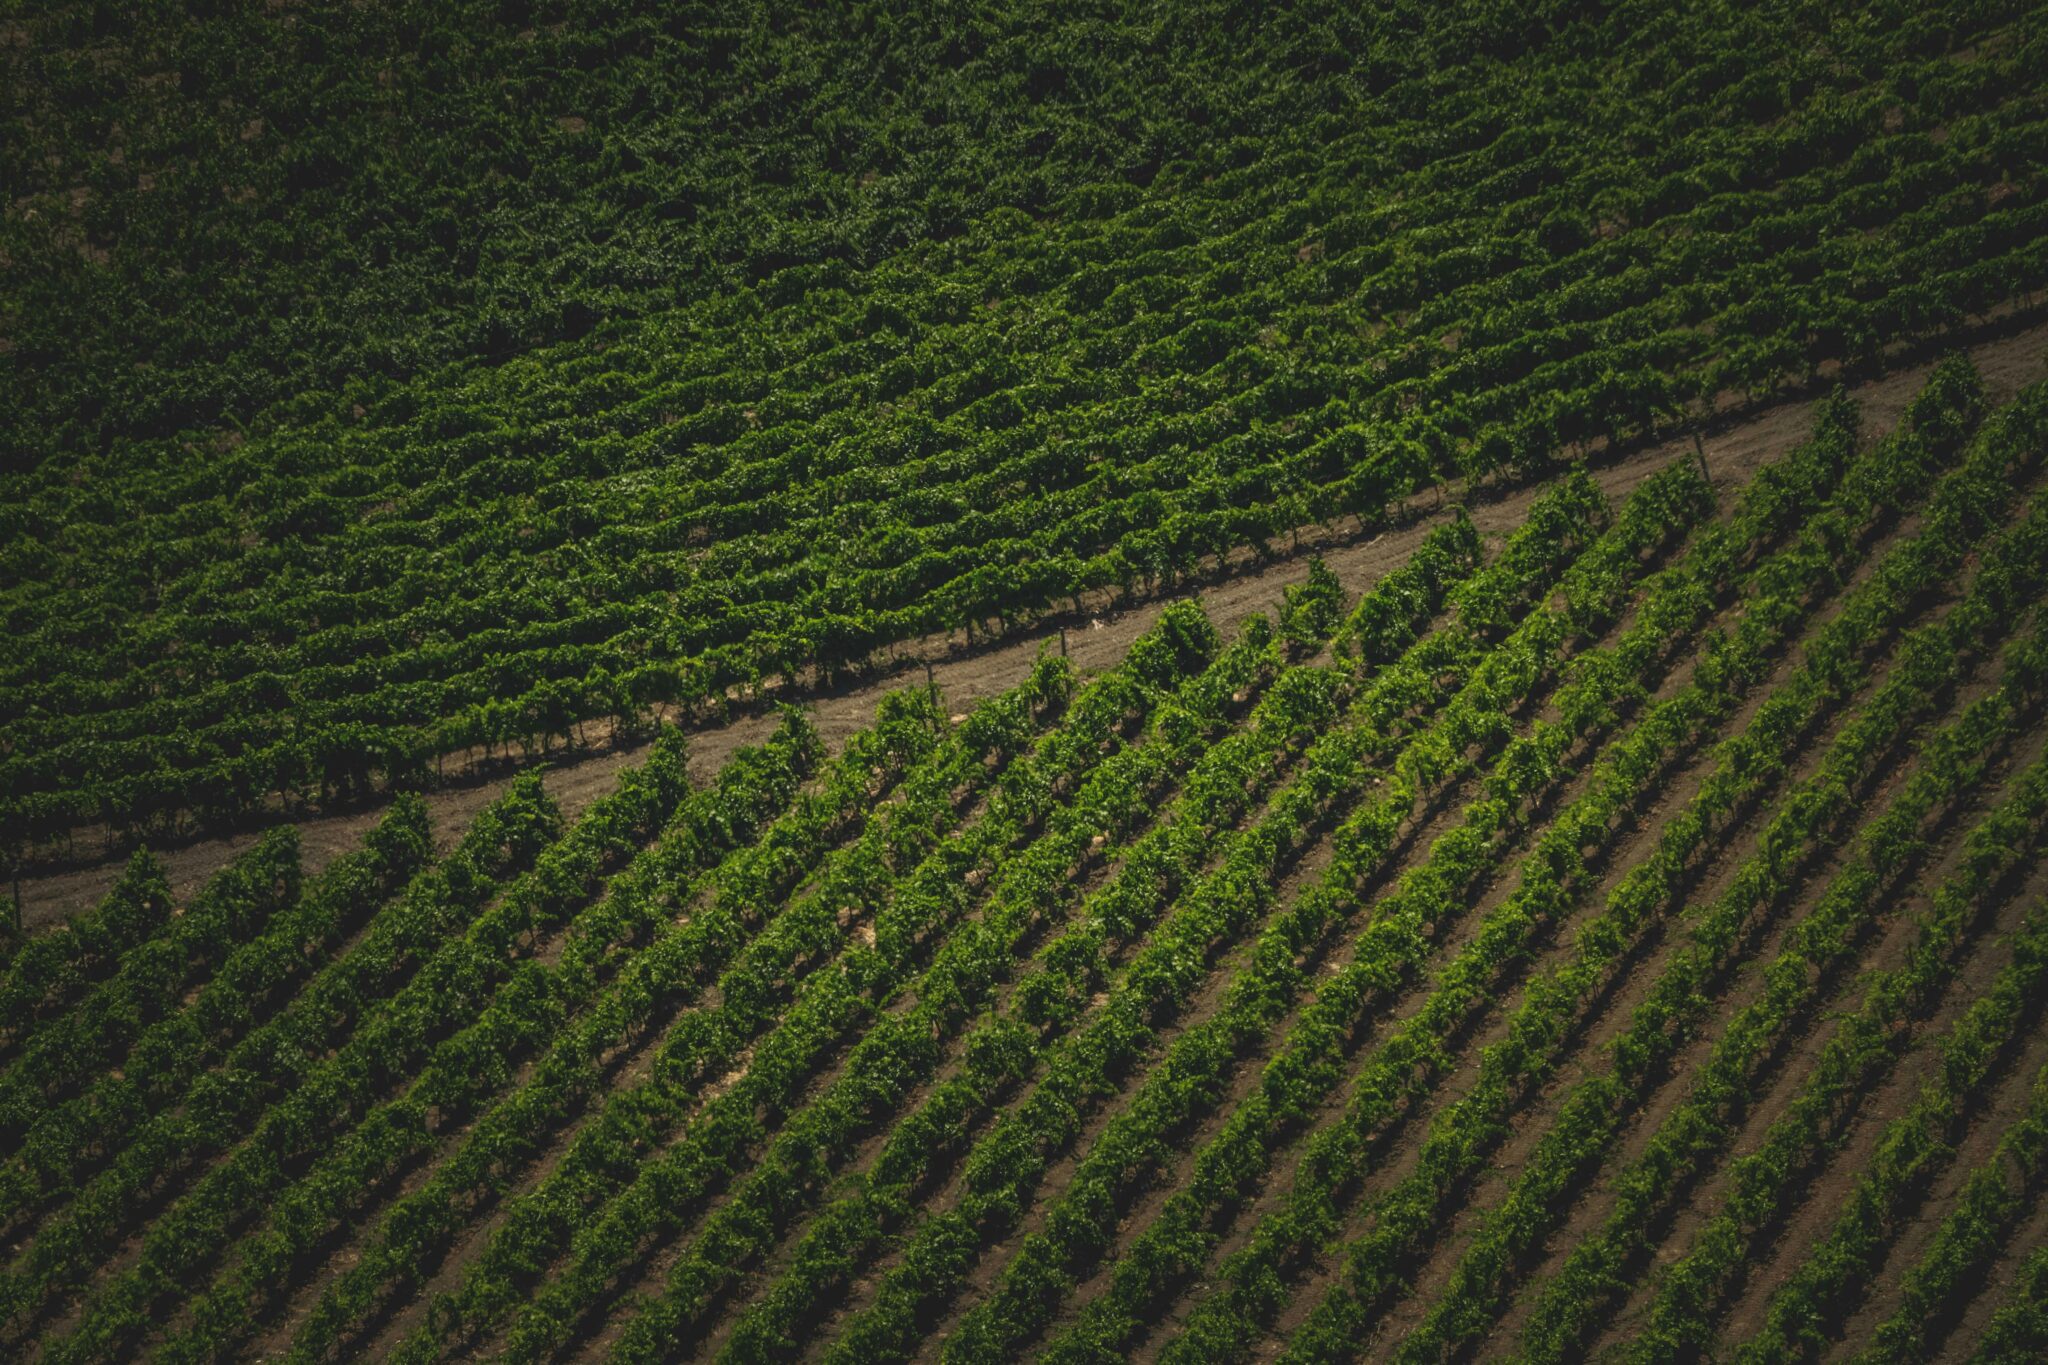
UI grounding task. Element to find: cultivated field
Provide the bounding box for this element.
[5,354,2048,1363]
[7,3,2048,1363]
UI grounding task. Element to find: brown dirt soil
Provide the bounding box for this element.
[822,554,1637,1363]
[11,324,2048,1365]
[1817,1017,2048,1360]
[308,737,1029,1365]
[1051,574,1689,1362]
[1475,677,2023,1359]
[899,797,1401,1364]
[564,831,1144,1365]
[1368,626,2023,1358]
[767,760,1356,1356]
[695,661,1319,1362]
[1103,470,1929,1361]
[1048,490,1741,1350]
[1346,631,1916,1357]
[1117,419,2047,1361]
[1710,851,2048,1352]
[20,318,2048,936]
[1578,718,2048,1359]
[1340,476,2041,1358]
[239,768,903,1365]
[1245,608,1839,1352]
[1925,1162,2048,1360]
[460,706,1162,1365]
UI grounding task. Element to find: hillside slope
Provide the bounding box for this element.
[5,0,2047,853]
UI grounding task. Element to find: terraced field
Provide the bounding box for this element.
[9,1,2048,1362]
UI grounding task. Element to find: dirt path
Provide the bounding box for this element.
[19,319,2048,936]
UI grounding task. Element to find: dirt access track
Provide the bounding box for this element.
[18,319,2048,931]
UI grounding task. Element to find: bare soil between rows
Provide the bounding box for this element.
[19,320,2048,939]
